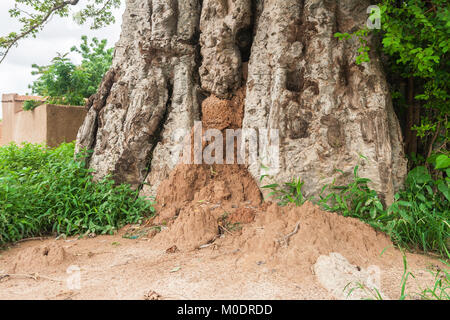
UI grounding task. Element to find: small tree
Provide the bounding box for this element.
[25,36,113,108]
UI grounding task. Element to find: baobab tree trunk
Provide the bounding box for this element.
[76,0,407,205]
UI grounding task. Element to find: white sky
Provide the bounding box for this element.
[0,0,125,118]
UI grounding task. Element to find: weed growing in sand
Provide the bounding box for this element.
[261,177,306,207]
[343,281,384,300]
[396,254,450,301]
[317,165,385,221]
[344,254,449,300]
[0,142,155,245]
[418,260,450,300]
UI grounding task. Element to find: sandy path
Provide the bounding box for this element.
[0,234,331,300]
[0,229,442,300]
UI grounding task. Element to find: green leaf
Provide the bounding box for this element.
[437,181,449,202]
[407,166,432,185]
[435,155,450,170]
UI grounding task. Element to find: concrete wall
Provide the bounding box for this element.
[1,94,87,147]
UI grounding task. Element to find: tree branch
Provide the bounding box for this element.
[0,0,80,64]
[427,121,441,160]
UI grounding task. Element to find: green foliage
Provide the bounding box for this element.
[72,0,122,29]
[435,154,450,170]
[379,1,449,79]
[320,164,449,258]
[316,165,385,221]
[0,0,121,64]
[334,29,371,65]
[387,164,449,258]
[22,99,43,111]
[0,142,155,245]
[261,177,306,207]
[261,162,449,259]
[29,36,113,106]
[380,0,449,149]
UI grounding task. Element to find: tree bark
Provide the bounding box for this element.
[76,0,407,205]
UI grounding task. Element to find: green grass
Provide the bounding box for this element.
[418,260,450,300]
[386,166,450,258]
[0,142,155,245]
[344,254,449,300]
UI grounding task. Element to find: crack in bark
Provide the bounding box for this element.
[139,82,173,191]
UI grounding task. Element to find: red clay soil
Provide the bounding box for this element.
[154,85,261,223]
[153,86,262,249]
[201,87,245,130]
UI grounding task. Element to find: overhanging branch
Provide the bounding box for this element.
[0,0,80,64]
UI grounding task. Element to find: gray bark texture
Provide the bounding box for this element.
[76,0,407,205]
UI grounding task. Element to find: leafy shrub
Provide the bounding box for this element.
[28,36,113,106]
[319,164,449,258]
[387,165,449,258]
[0,142,154,245]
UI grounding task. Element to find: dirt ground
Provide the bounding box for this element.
[0,202,444,300]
